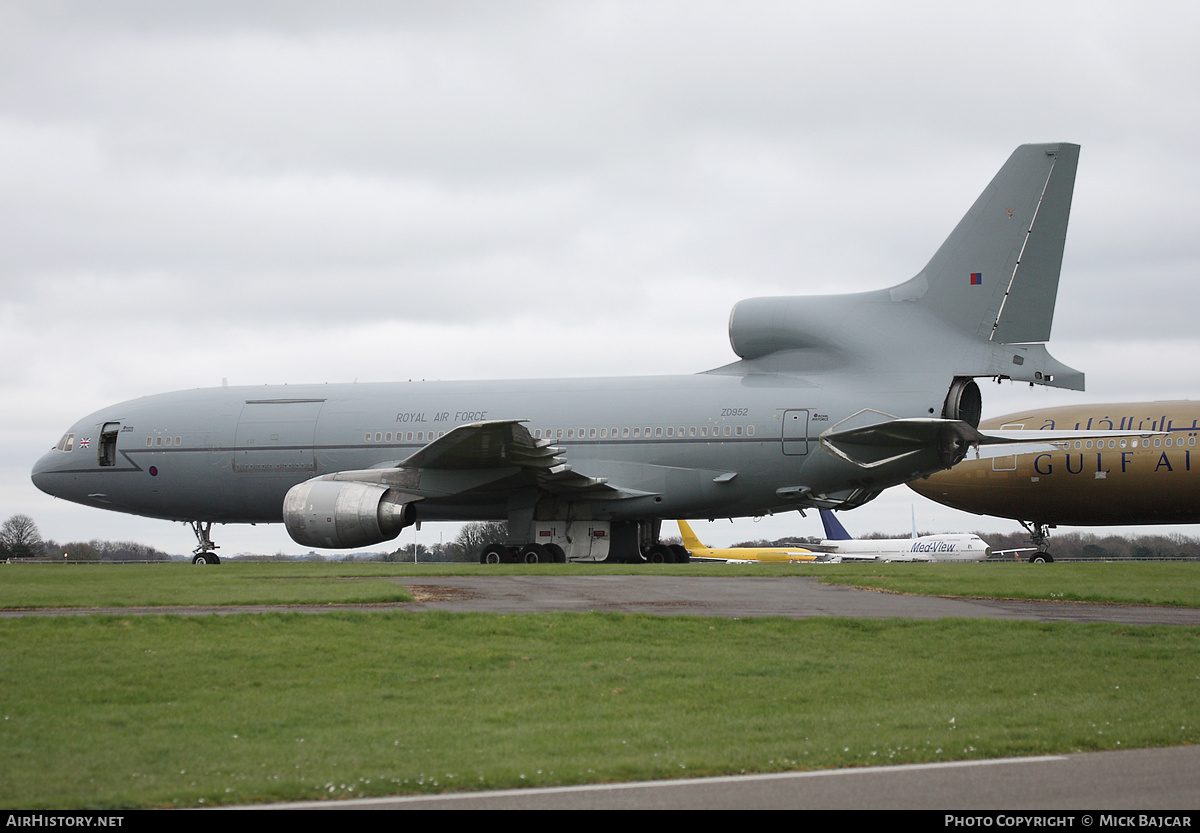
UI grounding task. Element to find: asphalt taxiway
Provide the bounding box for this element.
[6,575,1199,626]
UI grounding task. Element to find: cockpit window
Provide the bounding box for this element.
[55,433,75,452]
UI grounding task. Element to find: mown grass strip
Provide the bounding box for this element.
[3,561,1200,609]
[811,561,1200,607]
[0,611,1196,808]
[0,562,413,608]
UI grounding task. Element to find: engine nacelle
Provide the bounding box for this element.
[283,479,416,549]
[942,377,982,429]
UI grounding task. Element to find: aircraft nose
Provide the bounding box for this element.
[31,450,62,497]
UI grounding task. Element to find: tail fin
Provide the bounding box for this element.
[723,143,1083,390]
[899,143,1080,343]
[820,509,854,541]
[677,520,706,551]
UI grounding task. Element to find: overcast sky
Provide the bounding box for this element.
[4,1,1199,556]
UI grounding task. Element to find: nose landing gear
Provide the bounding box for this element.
[189,521,221,565]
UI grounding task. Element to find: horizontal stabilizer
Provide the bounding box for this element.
[823,417,1161,471]
[820,418,980,470]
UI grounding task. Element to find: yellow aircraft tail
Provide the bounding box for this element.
[676,520,708,555]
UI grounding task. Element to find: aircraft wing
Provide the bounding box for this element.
[398,419,552,470]
[317,419,641,499]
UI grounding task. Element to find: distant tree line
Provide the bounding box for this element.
[41,539,172,562]
[0,513,170,561]
[384,522,509,562]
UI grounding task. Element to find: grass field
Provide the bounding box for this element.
[2,560,1199,608]
[1,562,1197,808]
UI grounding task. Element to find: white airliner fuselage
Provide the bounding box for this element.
[817,535,991,563]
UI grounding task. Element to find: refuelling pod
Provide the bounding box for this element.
[283,479,416,549]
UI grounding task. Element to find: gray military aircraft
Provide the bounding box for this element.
[32,143,1085,564]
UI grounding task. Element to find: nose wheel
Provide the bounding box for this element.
[189,521,221,565]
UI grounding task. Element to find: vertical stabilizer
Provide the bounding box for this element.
[820,509,854,541]
[896,143,1079,343]
[677,520,706,551]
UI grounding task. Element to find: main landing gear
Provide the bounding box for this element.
[476,518,689,564]
[1020,520,1054,563]
[640,543,690,564]
[189,521,221,565]
[477,540,689,564]
[479,543,567,564]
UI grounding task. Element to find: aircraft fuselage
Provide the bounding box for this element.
[32,370,952,530]
[910,402,1200,526]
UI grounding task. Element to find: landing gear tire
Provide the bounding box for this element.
[519,543,550,564]
[647,544,671,564]
[545,544,567,563]
[188,520,220,565]
[1021,521,1054,565]
[481,543,508,565]
[669,544,690,564]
